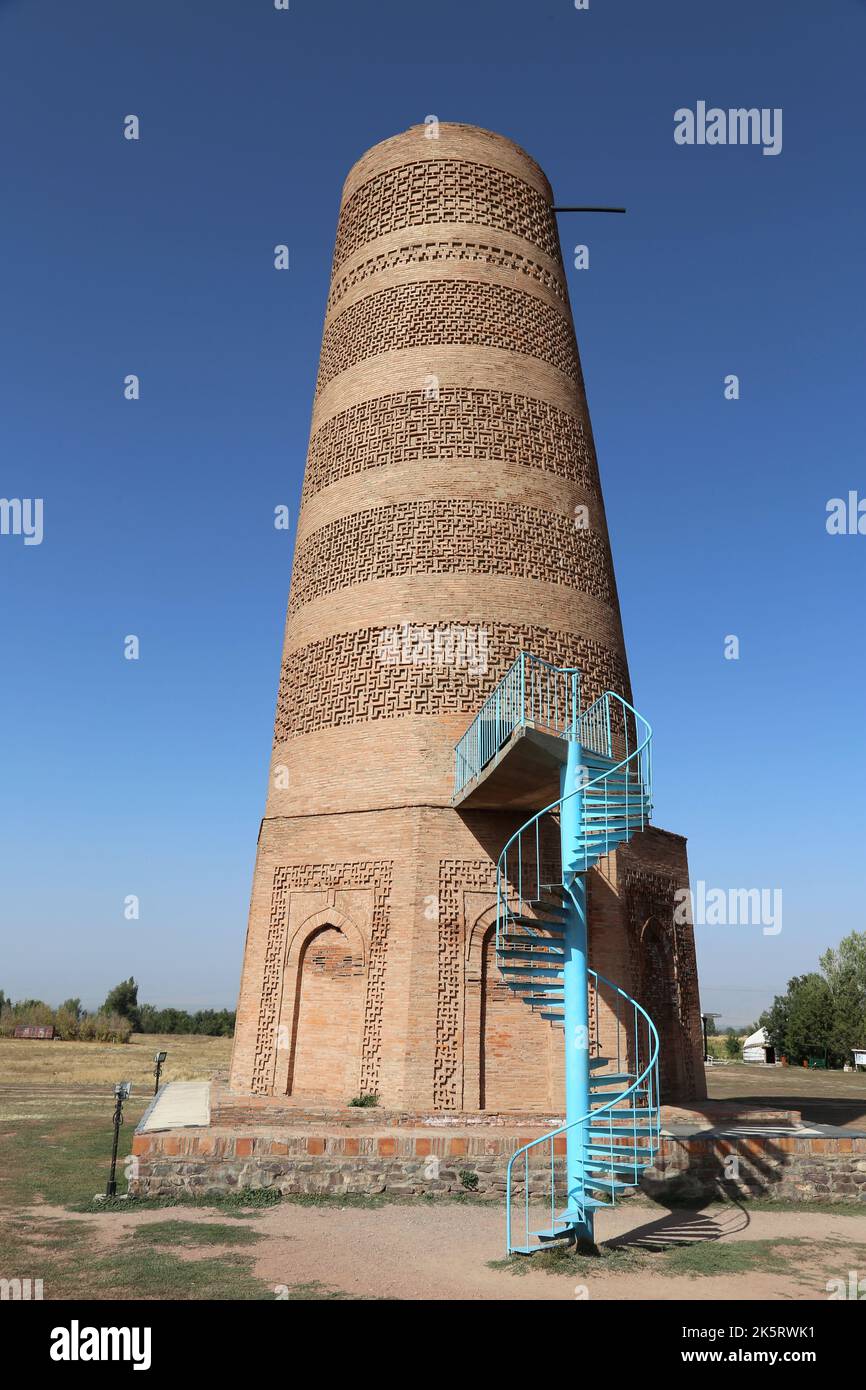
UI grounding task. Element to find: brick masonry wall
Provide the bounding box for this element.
[591,828,707,1102]
[229,122,705,1110]
[131,1128,866,1205]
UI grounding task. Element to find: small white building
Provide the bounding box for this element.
[742,1027,775,1064]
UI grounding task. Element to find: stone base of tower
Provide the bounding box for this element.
[229,809,705,1111]
[131,1085,863,1207]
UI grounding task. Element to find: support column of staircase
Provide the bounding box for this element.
[452,654,661,1255]
[560,740,594,1246]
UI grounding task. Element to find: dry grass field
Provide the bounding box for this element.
[705,1062,866,1128]
[0,1032,232,1089]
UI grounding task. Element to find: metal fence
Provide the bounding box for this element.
[453,653,581,798]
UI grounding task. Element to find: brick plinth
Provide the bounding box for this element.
[131,1122,866,1205]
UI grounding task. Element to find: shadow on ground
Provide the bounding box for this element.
[608,1199,749,1252]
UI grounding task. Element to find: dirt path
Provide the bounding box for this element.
[27,1200,866,1301]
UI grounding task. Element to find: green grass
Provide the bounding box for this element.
[644,1186,866,1218]
[83,1247,267,1300]
[490,1233,866,1285]
[275,1280,375,1300]
[0,1096,277,1297]
[62,1183,495,1236]
[131,1220,262,1248]
[729,1194,866,1217]
[490,1244,652,1277]
[661,1237,810,1277]
[272,1189,486,1208]
[0,1095,147,1209]
[663,1235,866,1281]
[70,1189,283,1217]
[0,1213,270,1300]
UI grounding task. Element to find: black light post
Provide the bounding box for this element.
[106,1081,131,1197]
[153,1050,167,1095]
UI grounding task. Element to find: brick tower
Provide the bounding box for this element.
[229,123,705,1110]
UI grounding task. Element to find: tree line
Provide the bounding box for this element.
[758,931,866,1067]
[0,978,235,1043]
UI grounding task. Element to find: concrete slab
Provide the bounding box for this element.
[451,722,567,809]
[138,1080,211,1133]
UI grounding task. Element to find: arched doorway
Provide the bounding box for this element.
[638,918,682,1100]
[477,922,557,1111]
[286,922,365,1102]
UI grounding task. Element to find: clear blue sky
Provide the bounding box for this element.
[1,0,863,1026]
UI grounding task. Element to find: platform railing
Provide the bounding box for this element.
[496,692,653,946]
[453,653,581,799]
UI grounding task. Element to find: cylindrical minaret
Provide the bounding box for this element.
[229,124,704,1111]
[274,124,632,818]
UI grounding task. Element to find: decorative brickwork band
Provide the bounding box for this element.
[623,870,679,976]
[251,860,393,1096]
[332,159,560,271]
[624,868,698,1098]
[435,859,496,1109]
[315,280,580,394]
[274,624,630,742]
[327,237,568,315]
[289,501,613,616]
[302,387,596,503]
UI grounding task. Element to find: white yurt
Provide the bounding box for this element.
[742,1027,775,1064]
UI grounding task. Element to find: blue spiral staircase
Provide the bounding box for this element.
[453,654,661,1254]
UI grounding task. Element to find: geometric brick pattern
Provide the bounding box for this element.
[274,623,630,742]
[434,859,496,1109]
[332,158,560,271]
[251,860,393,1097]
[316,280,580,394]
[624,868,695,1100]
[326,237,568,313]
[288,500,614,615]
[302,386,595,502]
[623,869,679,992]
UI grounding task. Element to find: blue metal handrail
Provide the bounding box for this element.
[496,691,653,948]
[505,967,660,1255]
[453,653,581,799]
